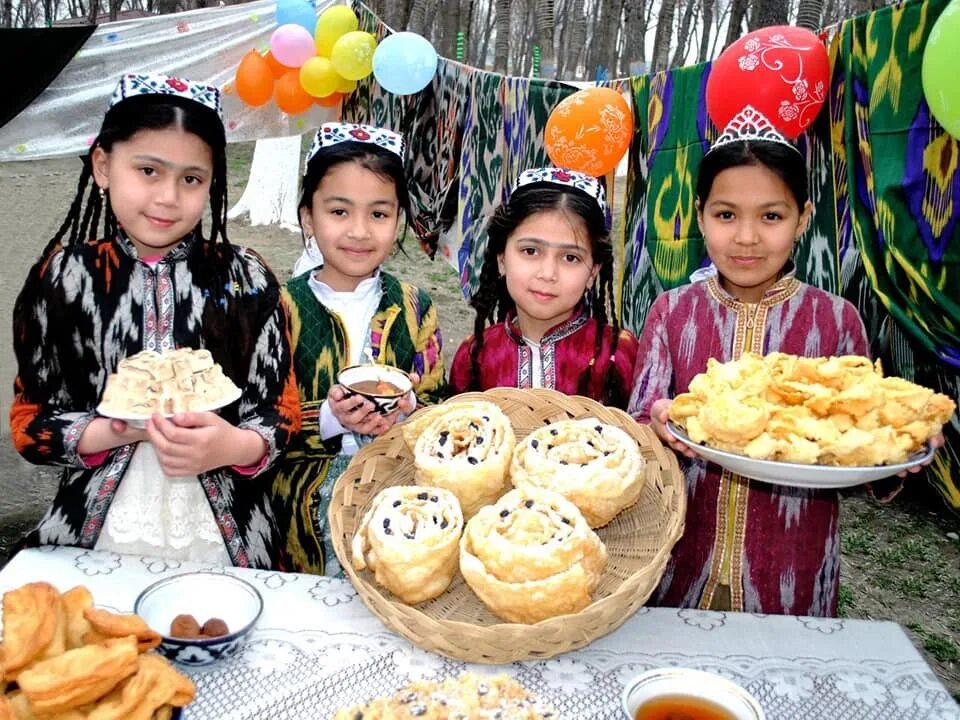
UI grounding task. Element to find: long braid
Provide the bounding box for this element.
[468,247,511,391]
[598,260,628,409]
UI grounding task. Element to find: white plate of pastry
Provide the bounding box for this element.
[97,348,242,428]
[667,422,933,488]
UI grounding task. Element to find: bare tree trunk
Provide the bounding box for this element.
[724,0,748,45]
[87,0,99,23]
[796,0,823,29]
[109,0,119,21]
[535,0,557,78]
[651,0,678,71]
[749,0,788,29]
[493,0,512,74]
[2,0,12,27]
[476,1,496,67]
[622,0,646,74]
[698,0,714,61]
[407,0,430,33]
[439,0,462,58]
[563,0,586,77]
[671,0,698,67]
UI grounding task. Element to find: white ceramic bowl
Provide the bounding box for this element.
[337,364,413,415]
[134,572,263,667]
[622,668,765,719]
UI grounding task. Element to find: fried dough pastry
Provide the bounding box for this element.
[17,636,139,715]
[509,418,646,527]
[61,586,94,651]
[333,673,555,720]
[670,352,957,466]
[352,485,464,604]
[402,400,516,518]
[0,584,195,719]
[83,608,162,652]
[1,582,60,680]
[460,487,607,623]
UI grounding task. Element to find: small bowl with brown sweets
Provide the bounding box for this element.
[134,572,263,667]
[337,363,413,415]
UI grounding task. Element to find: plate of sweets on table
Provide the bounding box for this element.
[97,348,241,428]
[329,387,688,664]
[666,352,955,489]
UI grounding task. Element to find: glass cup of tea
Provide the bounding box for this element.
[621,668,765,720]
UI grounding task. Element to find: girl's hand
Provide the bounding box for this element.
[146,412,267,476]
[649,399,698,459]
[327,372,422,438]
[77,417,148,455]
[327,385,393,436]
[897,432,945,478]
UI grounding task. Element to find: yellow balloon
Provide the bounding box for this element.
[330,31,377,81]
[299,56,340,98]
[336,75,357,94]
[314,5,359,57]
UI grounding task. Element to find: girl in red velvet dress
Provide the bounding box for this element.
[449,168,637,408]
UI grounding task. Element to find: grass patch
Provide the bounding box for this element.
[919,630,960,664]
[841,527,874,554]
[837,585,854,617]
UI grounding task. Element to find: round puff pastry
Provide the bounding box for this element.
[509,418,646,527]
[352,486,464,604]
[459,486,607,624]
[402,400,516,518]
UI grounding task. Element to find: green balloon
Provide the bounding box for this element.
[923,0,960,138]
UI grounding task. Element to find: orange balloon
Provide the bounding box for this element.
[235,50,274,107]
[263,50,288,79]
[314,91,344,107]
[544,87,633,176]
[274,70,314,115]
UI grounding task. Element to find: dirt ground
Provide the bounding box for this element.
[0,144,957,702]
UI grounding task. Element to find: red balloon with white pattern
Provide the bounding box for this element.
[705,25,830,140]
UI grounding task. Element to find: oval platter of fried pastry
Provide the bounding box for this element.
[664,351,955,489]
[667,421,934,488]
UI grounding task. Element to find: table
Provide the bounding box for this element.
[0,547,956,719]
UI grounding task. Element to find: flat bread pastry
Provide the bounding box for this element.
[99,348,239,416]
[351,486,464,604]
[333,673,555,720]
[401,400,516,518]
[510,419,646,527]
[460,487,607,624]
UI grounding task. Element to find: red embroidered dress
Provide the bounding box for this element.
[449,309,638,403]
[628,272,869,616]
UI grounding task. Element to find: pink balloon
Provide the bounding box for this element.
[270,24,315,68]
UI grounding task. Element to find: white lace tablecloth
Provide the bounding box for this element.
[1,547,956,719]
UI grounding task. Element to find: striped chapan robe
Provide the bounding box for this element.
[628,270,869,617]
[10,234,301,569]
[271,270,445,574]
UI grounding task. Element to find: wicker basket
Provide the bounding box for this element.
[329,388,686,664]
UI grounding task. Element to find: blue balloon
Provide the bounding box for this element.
[372,32,439,96]
[275,0,316,33]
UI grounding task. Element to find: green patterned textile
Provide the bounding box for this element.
[619,0,959,510]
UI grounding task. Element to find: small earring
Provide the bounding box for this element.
[98,186,106,199]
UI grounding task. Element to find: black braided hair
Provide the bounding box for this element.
[298,140,410,252]
[467,183,628,408]
[38,91,247,380]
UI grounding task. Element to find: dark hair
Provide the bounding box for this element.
[696,140,809,209]
[48,93,229,256]
[299,141,410,248]
[467,183,628,408]
[34,92,252,383]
